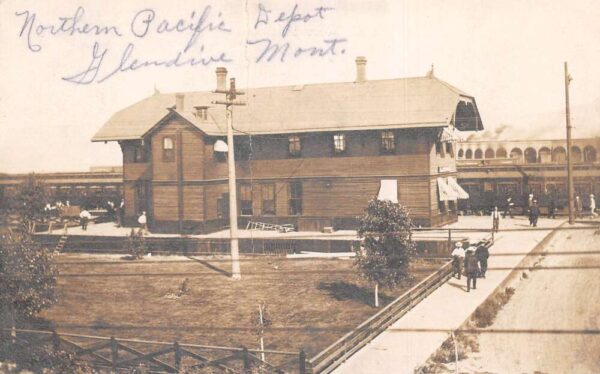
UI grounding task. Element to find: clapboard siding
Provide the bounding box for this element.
[151,120,205,181]
[183,186,204,221]
[152,185,178,220]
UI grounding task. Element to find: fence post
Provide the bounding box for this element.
[48,221,54,233]
[448,229,452,253]
[299,349,307,374]
[63,223,68,235]
[110,336,118,370]
[52,331,60,352]
[174,341,181,372]
[242,347,250,373]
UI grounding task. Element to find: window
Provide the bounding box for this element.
[133,143,147,163]
[261,184,276,215]
[288,135,301,157]
[289,182,302,215]
[217,193,229,219]
[333,133,346,153]
[239,184,253,216]
[380,131,395,153]
[446,142,453,157]
[438,200,447,213]
[435,142,442,156]
[162,137,175,162]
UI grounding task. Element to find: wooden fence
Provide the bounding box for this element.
[306,261,454,373]
[1,329,307,373]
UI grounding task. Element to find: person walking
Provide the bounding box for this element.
[503,196,514,218]
[451,242,465,279]
[464,248,480,292]
[475,243,490,278]
[138,211,148,235]
[575,195,583,218]
[79,208,92,231]
[491,206,501,233]
[590,194,597,218]
[530,200,541,227]
[548,196,556,219]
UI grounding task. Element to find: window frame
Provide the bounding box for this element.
[239,184,253,216]
[261,184,276,215]
[380,131,395,154]
[162,136,175,162]
[333,133,346,154]
[288,135,302,157]
[289,182,303,215]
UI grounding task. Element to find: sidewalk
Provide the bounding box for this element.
[334,217,564,374]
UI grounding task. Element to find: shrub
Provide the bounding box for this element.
[125,229,147,259]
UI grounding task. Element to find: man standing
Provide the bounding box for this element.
[475,243,490,278]
[491,206,500,233]
[138,211,148,235]
[590,194,597,218]
[530,200,541,227]
[503,196,514,218]
[575,195,583,218]
[464,247,480,292]
[451,242,466,279]
[79,208,92,231]
[548,196,556,219]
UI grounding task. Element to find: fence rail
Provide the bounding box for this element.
[0,328,307,373]
[307,261,454,374]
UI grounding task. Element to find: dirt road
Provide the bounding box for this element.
[458,225,600,373]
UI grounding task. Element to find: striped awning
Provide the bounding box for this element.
[439,127,463,143]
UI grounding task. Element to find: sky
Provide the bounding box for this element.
[1,0,599,173]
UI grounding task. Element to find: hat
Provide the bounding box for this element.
[455,242,462,247]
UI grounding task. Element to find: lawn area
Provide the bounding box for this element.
[35,254,447,359]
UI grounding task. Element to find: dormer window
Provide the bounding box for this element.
[288,135,301,157]
[333,133,346,153]
[163,137,175,162]
[381,131,395,153]
[194,106,208,120]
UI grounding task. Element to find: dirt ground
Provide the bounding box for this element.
[454,225,600,374]
[33,254,445,359]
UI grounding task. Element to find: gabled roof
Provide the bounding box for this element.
[91,76,482,142]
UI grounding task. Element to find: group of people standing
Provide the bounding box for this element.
[451,241,490,292]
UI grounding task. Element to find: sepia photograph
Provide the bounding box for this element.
[1,0,599,373]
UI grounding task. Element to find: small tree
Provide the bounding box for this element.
[10,174,50,233]
[125,229,147,259]
[0,227,58,331]
[355,199,416,307]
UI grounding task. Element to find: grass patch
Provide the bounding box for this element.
[34,255,446,359]
[472,287,515,328]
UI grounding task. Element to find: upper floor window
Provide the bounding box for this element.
[381,131,395,153]
[133,144,147,163]
[333,133,346,153]
[289,135,301,157]
[446,142,453,157]
[162,137,175,162]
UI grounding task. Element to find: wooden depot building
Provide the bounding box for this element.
[92,58,482,233]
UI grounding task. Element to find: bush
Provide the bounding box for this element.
[125,229,147,259]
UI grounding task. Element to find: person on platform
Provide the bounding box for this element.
[138,211,148,234]
[475,243,490,278]
[548,196,556,219]
[503,196,514,218]
[79,208,92,231]
[590,194,597,218]
[491,206,501,233]
[451,242,465,279]
[575,195,583,218]
[116,199,125,227]
[464,247,480,292]
[530,200,541,227]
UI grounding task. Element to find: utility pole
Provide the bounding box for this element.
[214,78,246,280]
[564,62,575,225]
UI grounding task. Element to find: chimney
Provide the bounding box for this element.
[216,67,228,91]
[175,93,185,111]
[355,56,367,83]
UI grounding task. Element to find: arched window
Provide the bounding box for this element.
[510,148,523,162]
[571,146,582,163]
[474,149,483,159]
[457,149,464,158]
[465,149,473,159]
[552,147,566,163]
[583,146,597,163]
[539,147,551,163]
[496,148,507,158]
[524,147,537,164]
[485,148,495,159]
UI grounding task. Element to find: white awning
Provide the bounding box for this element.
[447,177,470,199]
[439,127,464,143]
[377,179,398,203]
[437,177,456,201]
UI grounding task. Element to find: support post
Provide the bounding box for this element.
[227,103,241,280]
[299,349,307,374]
[110,336,118,370]
[242,347,250,373]
[52,331,60,352]
[564,62,575,225]
[174,341,181,372]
